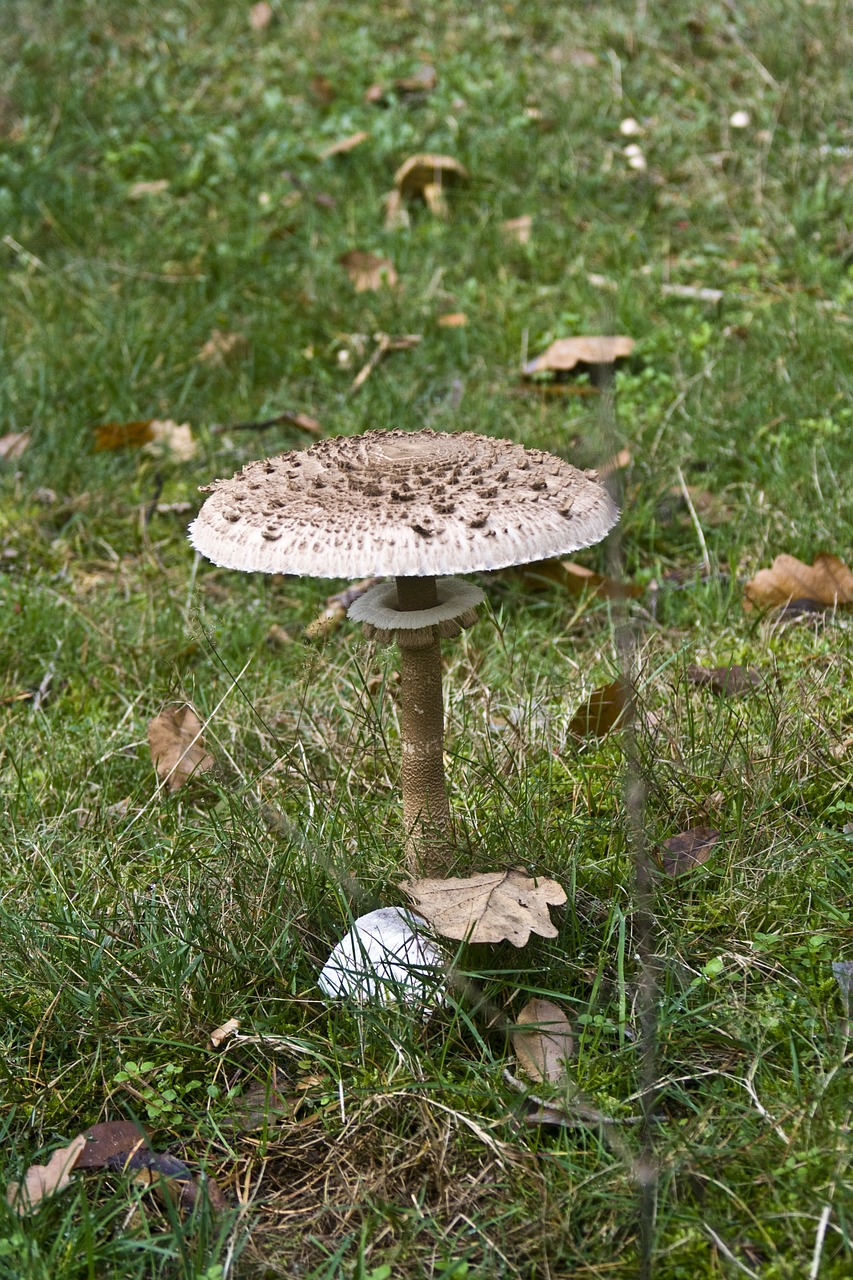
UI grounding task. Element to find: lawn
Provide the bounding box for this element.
[1,1,852,1277]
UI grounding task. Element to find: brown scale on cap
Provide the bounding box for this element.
[190,429,617,580]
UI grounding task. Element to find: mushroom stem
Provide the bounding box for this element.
[395,575,453,873]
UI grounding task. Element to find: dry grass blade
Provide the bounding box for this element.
[318,131,369,160]
[338,250,397,292]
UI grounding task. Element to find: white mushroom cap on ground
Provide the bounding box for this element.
[188,429,619,579]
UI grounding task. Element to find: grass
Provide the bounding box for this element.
[1,0,852,1275]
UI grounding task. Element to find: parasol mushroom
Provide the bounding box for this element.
[189,429,618,871]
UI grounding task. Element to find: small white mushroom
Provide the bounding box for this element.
[318,907,444,1006]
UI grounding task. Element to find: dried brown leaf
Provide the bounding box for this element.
[197,329,248,367]
[743,553,853,612]
[0,432,30,461]
[227,1079,292,1131]
[94,420,155,451]
[402,869,567,947]
[7,1135,87,1215]
[437,312,467,327]
[148,705,215,791]
[394,65,437,95]
[339,250,397,292]
[319,130,369,160]
[516,559,642,600]
[146,419,196,462]
[597,446,632,479]
[687,664,761,696]
[569,678,630,739]
[511,998,573,1083]
[524,335,635,376]
[660,827,719,877]
[74,1122,147,1170]
[502,214,532,244]
[248,1,273,32]
[128,179,169,199]
[209,1017,240,1048]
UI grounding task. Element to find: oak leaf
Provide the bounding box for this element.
[401,870,567,947]
[6,1135,86,1215]
[339,250,397,292]
[524,335,634,376]
[660,827,719,877]
[148,705,215,791]
[511,998,573,1083]
[743,553,853,612]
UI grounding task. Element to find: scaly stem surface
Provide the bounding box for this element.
[395,575,453,873]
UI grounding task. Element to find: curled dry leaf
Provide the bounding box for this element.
[197,329,248,366]
[511,998,573,1084]
[569,678,630,739]
[319,130,369,160]
[7,1135,87,1215]
[502,214,532,244]
[148,704,215,791]
[339,250,397,292]
[249,1,273,32]
[515,559,642,600]
[660,827,719,877]
[743,553,853,612]
[402,869,567,948]
[524,335,634,376]
[687,664,761,696]
[128,179,169,199]
[438,312,467,327]
[0,432,30,461]
[210,1016,240,1048]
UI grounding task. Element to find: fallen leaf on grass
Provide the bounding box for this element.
[339,250,397,292]
[402,870,567,947]
[94,419,196,461]
[515,560,642,600]
[569,679,630,739]
[437,312,467,327]
[7,1135,87,1215]
[249,1,273,31]
[304,576,381,638]
[502,215,532,244]
[0,432,30,461]
[660,827,719,877]
[394,64,437,96]
[227,1079,292,1131]
[511,998,573,1083]
[210,1017,240,1048]
[687,664,761,696]
[523,335,634,376]
[74,1122,147,1170]
[319,130,369,160]
[148,705,215,791]
[197,329,248,366]
[128,179,169,199]
[743,553,853,612]
[597,447,632,479]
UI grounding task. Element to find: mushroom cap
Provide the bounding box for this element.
[188,428,619,579]
[394,153,469,194]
